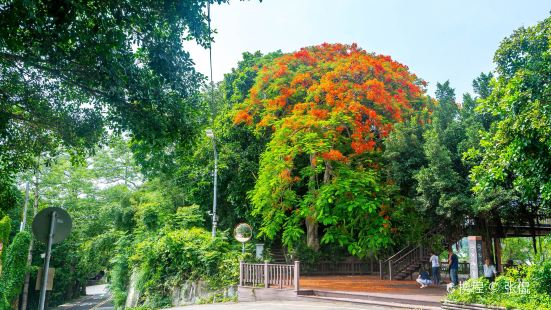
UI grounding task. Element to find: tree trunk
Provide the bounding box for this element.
[481,216,494,263]
[529,216,538,255]
[305,216,319,251]
[494,237,503,273]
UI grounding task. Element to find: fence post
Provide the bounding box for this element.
[239,260,243,286]
[264,261,269,288]
[379,260,382,279]
[370,258,373,274]
[389,260,392,281]
[294,261,300,291]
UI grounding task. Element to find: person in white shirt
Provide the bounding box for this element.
[429,251,440,286]
[483,258,497,282]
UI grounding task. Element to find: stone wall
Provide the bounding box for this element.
[124,269,237,308]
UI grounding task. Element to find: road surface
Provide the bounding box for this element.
[166,300,396,310]
[56,287,396,310]
[54,284,113,310]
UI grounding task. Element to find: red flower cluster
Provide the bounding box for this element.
[234,43,426,164]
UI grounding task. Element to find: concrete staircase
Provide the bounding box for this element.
[270,246,288,264]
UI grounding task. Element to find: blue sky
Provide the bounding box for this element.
[186,0,549,99]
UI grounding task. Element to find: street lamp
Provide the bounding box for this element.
[205,129,218,237]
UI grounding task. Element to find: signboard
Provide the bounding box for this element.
[31,207,72,310]
[35,268,55,291]
[468,236,484,278]
[32,207,72,244]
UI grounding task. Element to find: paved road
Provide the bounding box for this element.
[166,300,395,310]
[54,284,113,310]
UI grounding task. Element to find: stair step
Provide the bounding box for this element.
[300,295,440,310]
[299,290,442,309]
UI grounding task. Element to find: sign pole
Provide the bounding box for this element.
[38,211,56,310]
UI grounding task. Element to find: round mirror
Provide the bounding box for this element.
[233,223,253,243]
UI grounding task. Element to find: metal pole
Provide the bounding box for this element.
[212,139,218,237]
[20,181,30,231]
[241,242,245,255]
[38,211,56,310]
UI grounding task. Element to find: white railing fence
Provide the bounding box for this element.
[239,261,300,291]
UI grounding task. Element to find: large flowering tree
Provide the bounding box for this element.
[234,43,427,255]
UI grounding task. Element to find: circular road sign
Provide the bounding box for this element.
[233,223,253,243]
[32,207,72,244]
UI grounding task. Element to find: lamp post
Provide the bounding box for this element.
[206,129,218,237]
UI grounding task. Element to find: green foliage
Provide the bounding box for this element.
[470,16,551,213]
[110,235,133,309]
[0,231,31,309]
[20,136,144,307]
[447,260,551,310]
[502,236,551,264]
[316,167,392,256]
[168,204,205,230]
[0,215,10,246]
[385,80,478,242]
[415,127,474,223]
[131,228,239,308]
[173,52,282,234]
[0,0,230,174]
[0,172,19,216]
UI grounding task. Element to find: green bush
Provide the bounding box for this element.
[109,235,133,309]
[0,215,11,265]
[0,231,31,309]
[447,260,551,310]
[130,227,239,309]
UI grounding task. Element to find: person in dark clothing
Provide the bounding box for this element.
[416,268,432,288]
[449,251,459,286]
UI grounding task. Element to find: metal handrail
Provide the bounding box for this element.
[381,244,412,264]
[389,245,423,280]
[383,226,443,280]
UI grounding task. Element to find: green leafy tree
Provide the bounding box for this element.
[174,52,282,233]
[234,44,427,254]
[470,16,551,218]
[0,0,231,211]
[467,16,550,254]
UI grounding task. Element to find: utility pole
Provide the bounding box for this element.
[205,129,218,237]
[21,167,39,310]
[19,181,30,231]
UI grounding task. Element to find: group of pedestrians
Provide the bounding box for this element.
[416,250,457,288]
[416,248,498,289]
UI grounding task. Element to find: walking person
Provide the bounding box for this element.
[483,258,497,282]
[430,251,441,286]
[448,248,459,286]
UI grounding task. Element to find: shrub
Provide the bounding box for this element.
[130,227,239,308]
[109,235,133,309]
[0,231,32,309]
[447,260,551,310]
[0,215,11,264]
